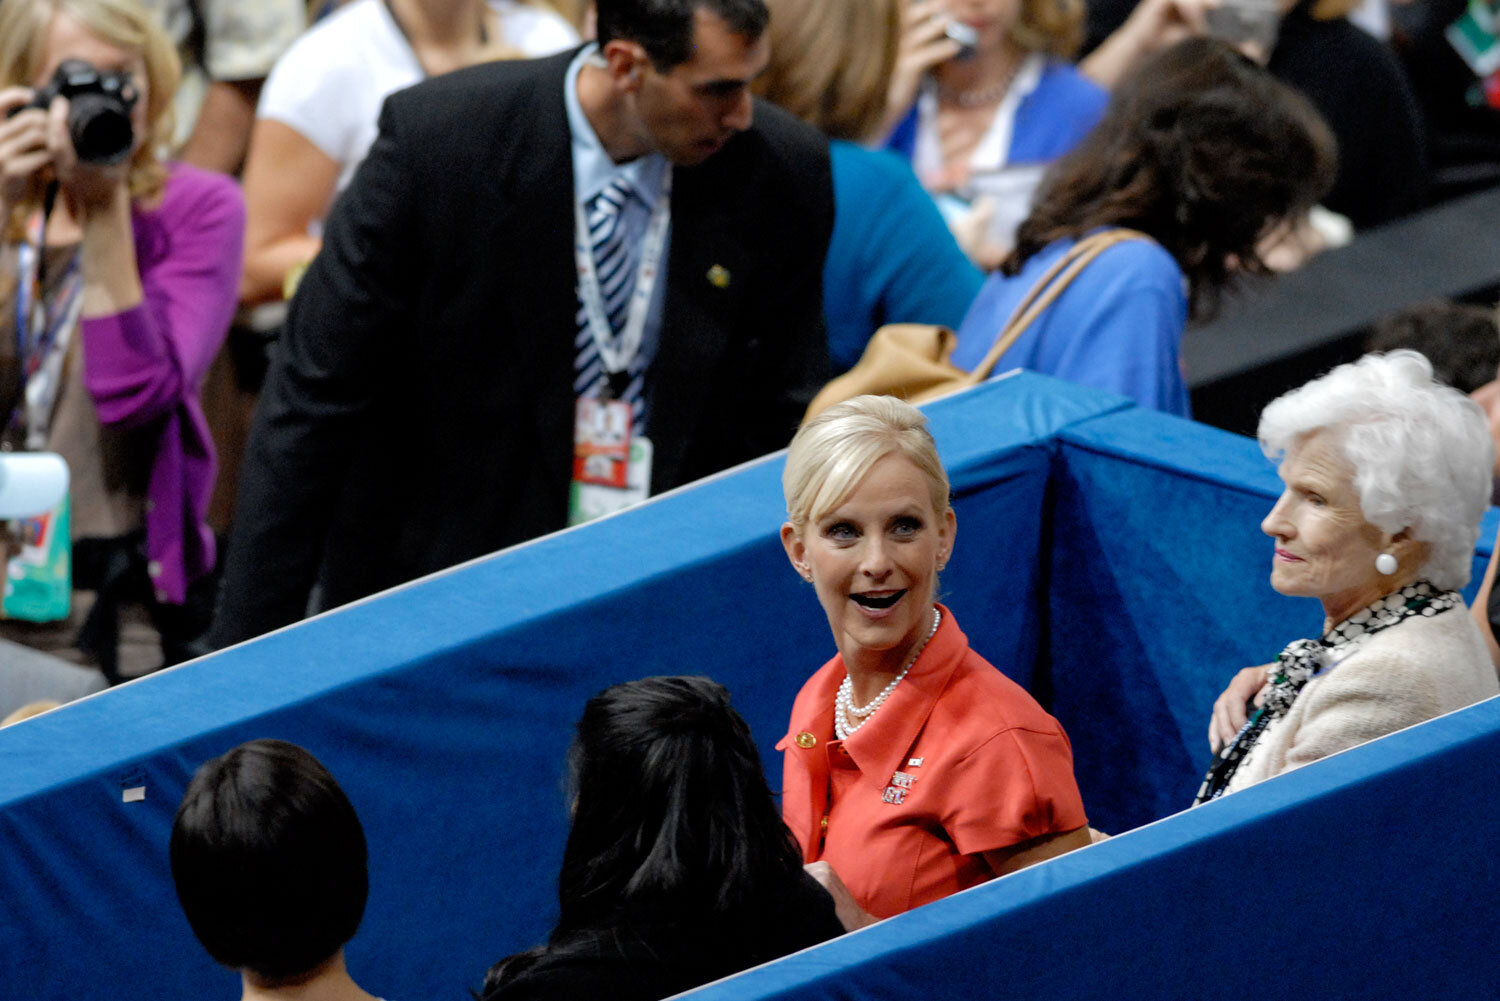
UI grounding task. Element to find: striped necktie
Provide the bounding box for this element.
[574,175,648,430]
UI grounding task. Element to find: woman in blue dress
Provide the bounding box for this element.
[883,0,1109,263]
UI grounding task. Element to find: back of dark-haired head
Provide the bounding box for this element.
[596,0,769,70]
[1366,300,1500,394]
[1008,38,1337,321]
[554,675,803,933]
[170,739,368,981]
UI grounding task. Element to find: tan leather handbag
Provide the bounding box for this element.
[804,228,1150,422]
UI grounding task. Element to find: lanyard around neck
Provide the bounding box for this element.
[572,166,673,377]
[9,198,82,450]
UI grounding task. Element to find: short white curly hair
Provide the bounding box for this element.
[1258,350,1494,590]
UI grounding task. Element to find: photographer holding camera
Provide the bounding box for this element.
[0,0,243,680]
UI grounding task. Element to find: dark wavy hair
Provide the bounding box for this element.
[1006,38,1337,321]
[597,0,769,70]
[169,740,368,981]
[482,676,804,993]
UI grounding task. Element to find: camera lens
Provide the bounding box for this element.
[68,93,133,165]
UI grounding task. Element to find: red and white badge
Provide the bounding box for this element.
[573,397,632,489]
[569,397,652,525]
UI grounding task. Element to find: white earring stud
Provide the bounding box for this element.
[1376,552,1398,575]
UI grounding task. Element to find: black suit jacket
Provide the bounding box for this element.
[211,49,833,645]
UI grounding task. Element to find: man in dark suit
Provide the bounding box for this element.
[209,0,833,647]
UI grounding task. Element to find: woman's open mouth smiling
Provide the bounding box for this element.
[851,589,907,615]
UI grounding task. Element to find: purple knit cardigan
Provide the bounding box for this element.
[78,163,244,603]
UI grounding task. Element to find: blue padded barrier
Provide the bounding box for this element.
[686,691,1500,1001]
[0,373,1126,1001]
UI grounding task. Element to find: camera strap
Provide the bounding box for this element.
[8,186,83,450]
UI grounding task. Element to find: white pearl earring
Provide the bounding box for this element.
[1376,552,1398,575]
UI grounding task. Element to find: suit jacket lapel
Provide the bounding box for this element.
[473,51,581,502]
[650,169,743,490]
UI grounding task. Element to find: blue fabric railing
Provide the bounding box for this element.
[2,372,1493,1001]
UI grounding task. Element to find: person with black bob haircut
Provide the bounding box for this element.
[481,676,844,1001]
[170,739,381,1001]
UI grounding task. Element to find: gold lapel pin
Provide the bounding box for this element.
[707,264,731,288]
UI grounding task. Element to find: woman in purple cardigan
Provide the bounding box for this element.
[0,0,243,680]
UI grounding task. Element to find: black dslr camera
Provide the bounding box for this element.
[9,59,138,165]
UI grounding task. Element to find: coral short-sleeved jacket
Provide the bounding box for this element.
[778,607,1087,918]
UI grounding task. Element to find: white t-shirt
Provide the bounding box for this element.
[141,0,306,145]
[258,0,578,201]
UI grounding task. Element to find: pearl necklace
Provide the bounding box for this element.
[834,608,941,741]
[935,58,1023,109]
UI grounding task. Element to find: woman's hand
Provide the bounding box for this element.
[1126,0,1218,49]
[36,93,145,318]
[804,860,879,931]
[1208,664,1270,752]
[945,195,1009,271]
[0,87,52,221]
[879,0,963,141]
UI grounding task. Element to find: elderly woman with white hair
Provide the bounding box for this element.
[777,395,1090,927]
[1199,351,1500,803]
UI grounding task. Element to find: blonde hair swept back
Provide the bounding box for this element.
[783,395,951,534]
[755,0,900,142]
[0,0,180,225]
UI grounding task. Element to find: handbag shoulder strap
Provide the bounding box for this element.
[969,228,1151,381]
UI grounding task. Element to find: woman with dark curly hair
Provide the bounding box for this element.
[949,37,1336,416]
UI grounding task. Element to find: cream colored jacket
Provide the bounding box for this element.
[1225,608,1500,794]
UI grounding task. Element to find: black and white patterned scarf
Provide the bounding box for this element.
[1194,581,1460,804]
